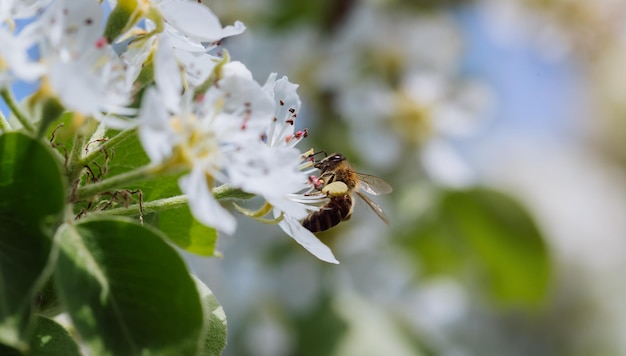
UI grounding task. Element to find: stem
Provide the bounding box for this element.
[213,184,255,200]
[66,130,87,182]
[76,126,137,166]
[87,195,188,218]
[72,164,160,202]
[86,184,255,218]
[0,88,35,133]
[0,110,10,131]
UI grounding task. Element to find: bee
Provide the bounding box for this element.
[302,153,392,232]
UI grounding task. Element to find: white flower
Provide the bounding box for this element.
[135,0,245,53]
[16,0,134,118]
[0,28,45,87]
[1,0,53,21]
[0,0,50,87]
[400,72,492,187]
[139,87,237,233]
[173,48,220,88]
[158,0,245,45]
[256,73,339,264]
[138,60,275,235]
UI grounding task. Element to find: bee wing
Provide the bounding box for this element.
[355,173,393,195]
[355,191,391,226]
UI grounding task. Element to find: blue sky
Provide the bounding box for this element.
[457,7,584,142]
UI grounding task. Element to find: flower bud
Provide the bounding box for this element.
[104,0,155,43]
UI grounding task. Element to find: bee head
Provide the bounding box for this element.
[314,153,345,171]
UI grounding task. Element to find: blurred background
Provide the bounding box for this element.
[5,0,626,355]
[187,0,626,355]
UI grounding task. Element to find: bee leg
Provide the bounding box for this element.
[321,181,349,197]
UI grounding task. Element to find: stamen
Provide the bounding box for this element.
[95,37,106,49]
[299,161,314,170]
[273,120,291,145]
[308,175,323,189]
[232,202,284,224]
[252,213,284,224]
[301,148,315,158]
[233,201,273,217]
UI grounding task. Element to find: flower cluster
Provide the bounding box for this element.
[0,0,338,263]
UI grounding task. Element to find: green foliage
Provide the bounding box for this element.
[403,187,552,308]
[0,316,81,356]
[104,0,141,43]
[35,278,63,318]
[38,97,65,139]
[26,316,81,356]
[0,132,65,351]
[266,0,352,32]
[54,218,204,355]
[194,276,228,356]
[0,130,229,354]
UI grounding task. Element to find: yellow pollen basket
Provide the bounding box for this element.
[322,181,349,197]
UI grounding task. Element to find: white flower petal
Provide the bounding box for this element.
[221,61,253,80]
[7,0,52,19]
[278,216,339,264]
[49,60,103,113]
[161,23,207,52]
[138,88,174,163]
[273,76,301,112]
[219,21,246,39]
[0,29,45,82]
[154,38,182,113]
[100,114,137,130]
[160,2,243,42]
[174,49,219,87]
[180,167,236,235]
[220,74,274,125]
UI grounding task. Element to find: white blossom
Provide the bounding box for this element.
[257,73,339,264]
[138,60,275,234]
[15,0,135,118]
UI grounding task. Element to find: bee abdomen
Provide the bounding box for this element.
[302,194,353,233]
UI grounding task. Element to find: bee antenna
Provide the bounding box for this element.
[307,151,327,164]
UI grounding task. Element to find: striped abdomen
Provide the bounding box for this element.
[302,194,353,233]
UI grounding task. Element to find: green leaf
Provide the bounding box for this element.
[34,278,62,319]
[0,316,81,356]
[54,218,204,355]
[151,207,219,256]
[88,129,220,256]
[37,96,65,139]
[44,112,85,161]
[405,188,551,308]
[28,316,81,356]
[0,132,65,228]
[104,0,142,43]
[266,0,332,30]
[193,276,228,356]
[0,132,65,350]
